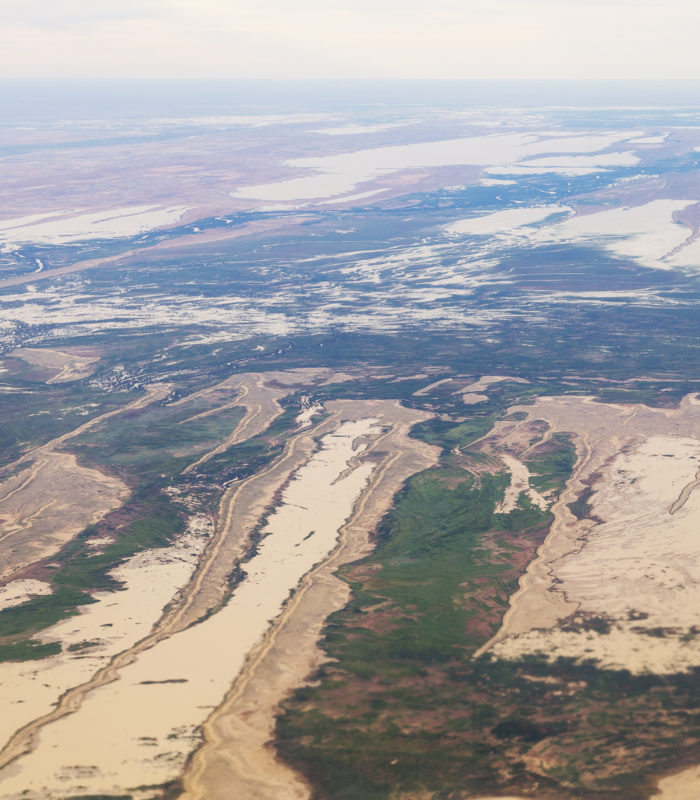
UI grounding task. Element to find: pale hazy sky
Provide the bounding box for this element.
[2,0,699,80]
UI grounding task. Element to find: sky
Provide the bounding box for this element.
[2,0,700,80]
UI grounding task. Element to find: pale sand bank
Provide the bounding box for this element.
[479,395,700,674]
[413,377,453,395]
[462,392,488,404]
[445,205,571,236]
[232,131,638,204]
[443,197,699,273]
[0,205,188,248]
[295,400,323,429]
[629,133,668,144]
[0,579,51,611]
[458,375,529,394]
[656,764,700,799]
[0,516,212,751]
[496,453,549,514]
[9,347,101,383]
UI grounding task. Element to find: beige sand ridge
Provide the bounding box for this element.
[0,383,171,584]
[412,377,453,395]
[457,375,530,394]
[462,392,488,404]
[413,374,529,400]
[655,764,700,799]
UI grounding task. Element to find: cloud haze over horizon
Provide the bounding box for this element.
[1,0,699,80]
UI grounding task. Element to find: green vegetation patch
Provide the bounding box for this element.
[276,466,556,798]
[0,386,130,470]
[276,456,700,799]
[411,415,497,450]
[68,400,246,479]
[525,432,577,494]
[0,638,61,663]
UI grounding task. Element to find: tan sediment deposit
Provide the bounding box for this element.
[9,346,101,383]
[456,375,530,394]
[413,377,453,395]
[655,764,700,799]
[462,392,488,405]
[495,453,549,514]
[180,400,438,800]
[390,372,428,382]
[0,515,212,750]
[0,452,128,581]
[412,374,528,402]
[295,401,323,428]
[476,393,700,675]
[0,579,52,611]
[0,400,436,799]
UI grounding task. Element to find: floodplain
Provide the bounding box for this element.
[2,89,700,800]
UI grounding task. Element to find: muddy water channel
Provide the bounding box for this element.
[0,419,380,799]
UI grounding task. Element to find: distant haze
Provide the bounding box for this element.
[2,0,700,80]
[4,80,700,123]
